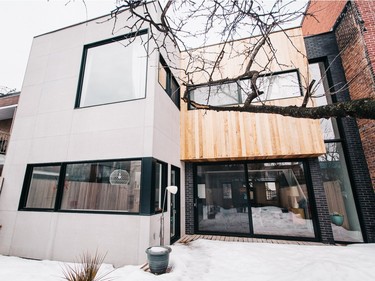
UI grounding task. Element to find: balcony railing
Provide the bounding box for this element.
[0,130,10,154]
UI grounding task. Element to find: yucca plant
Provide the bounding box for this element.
[62,251,114,281]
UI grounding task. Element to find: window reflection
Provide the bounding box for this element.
[61,160,141,212]
[310,61,363,242]
[248,162,314,238]
[78,32,148,107]
[26,165,60,209]
[196,162,316,238]
[319,143,363,242]
[189,70,301,108]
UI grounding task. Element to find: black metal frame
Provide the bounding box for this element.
[75,29,149,109]
[308,58,368,243]
[187,68,303,110]
[18,157,166,216]
[158,55,180,109]
[170,165,181,244]
[192,159,321,242]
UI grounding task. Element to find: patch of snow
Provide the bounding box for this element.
[1,239,374,280]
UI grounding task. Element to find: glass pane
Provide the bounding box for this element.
[61,160,141,212]
[154,162,163,212]
[309,62,340,140]
[158,61,167,90]
[248,162,315,238]
[319,142,363,242]
[170,169,177,238]
[196,164,250,234]
[190,82,239,106]
[170,77,180,107]
[79,33,148,107]
[241,71,301,102]
[26,165,60,209]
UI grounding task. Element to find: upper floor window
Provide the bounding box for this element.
[158,55,180,109]
[76,30,148,108]
[188,70,301,107]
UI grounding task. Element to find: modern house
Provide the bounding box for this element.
[0,1,374,267]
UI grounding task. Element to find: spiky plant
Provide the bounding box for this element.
[62,251,114,281]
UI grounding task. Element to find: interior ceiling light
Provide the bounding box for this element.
[109,169,130,185]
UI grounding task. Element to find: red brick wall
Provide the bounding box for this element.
[0,94,19,107]
[302,0,347,36]
[335,2,375,189]
[353,1,375,189]
[356,1,375,80]
[303,1,375,189]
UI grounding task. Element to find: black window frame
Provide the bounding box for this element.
[192,159,320,241]
[18,157,167,215]
[75,29,149,109]
[158,55,180,109]
[187,69,302,109]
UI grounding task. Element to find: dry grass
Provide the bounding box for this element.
[61,251,114,281]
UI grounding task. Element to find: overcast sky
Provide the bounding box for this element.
[0,0,116,92]
[0,0,308,92]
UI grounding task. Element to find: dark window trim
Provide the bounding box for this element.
[153,159,168,214]
[187,68,302,110]
[158,55,180,109]
[308,58,367,242]
[19,157,168,216]
[192,158,320,241]
[75,29,149,109]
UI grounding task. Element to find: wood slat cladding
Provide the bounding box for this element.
[180,28,326,161]
[181,98,325,161]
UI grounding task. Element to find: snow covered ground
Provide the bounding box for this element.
[1,239,374,281]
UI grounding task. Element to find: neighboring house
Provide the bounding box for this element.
[303,0,375,189]
[0,1,374,267]
[0,92,19,174]
[302,0,375,244]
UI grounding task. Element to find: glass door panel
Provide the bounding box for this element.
[247,162,315,238]
[170,166,180,243]
[196,164,250,234]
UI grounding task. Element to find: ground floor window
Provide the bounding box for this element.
[19,158,166,215]
[195,161,316,239]
[319,142,363,242]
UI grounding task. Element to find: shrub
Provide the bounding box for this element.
[62,251,114,281]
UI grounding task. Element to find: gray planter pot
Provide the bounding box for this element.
[145,246,172,274]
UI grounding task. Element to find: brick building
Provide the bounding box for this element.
[303,0,375,189]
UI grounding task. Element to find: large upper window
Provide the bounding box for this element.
[20,159,142,213]
[189,70,301,107]
[76,30,148,108]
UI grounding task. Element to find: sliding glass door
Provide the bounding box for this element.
[196,164,250,234]
[195,161,317,239]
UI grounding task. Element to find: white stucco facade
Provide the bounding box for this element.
[0,6,182,266]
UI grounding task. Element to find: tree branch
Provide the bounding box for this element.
[189,98,375,120]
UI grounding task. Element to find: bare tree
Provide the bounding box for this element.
[109,0,375,120]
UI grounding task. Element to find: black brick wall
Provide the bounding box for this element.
[305,32,375,242]
[308,158,334,243]
[185,163,194,234]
